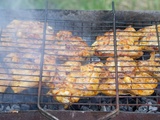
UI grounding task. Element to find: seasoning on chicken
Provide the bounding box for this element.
[3,52,56,93]
[100,55,158,96]
[1,20,54,53]
[138,52,160,80]
[99,76,131,95]
[105,56,137,78]
[47,61,82,104]
[99,72,158,96]
[68,62,105,96]
[99,56,136,95]
[138,24,160,50]
[48,77,83,104]
[92,26,143,59]
[48,62,106,104]
[46,61,82,92]
[0,20,56,93]
[50,31,93,61]
[129,72,158,96]
[55,61,82,79]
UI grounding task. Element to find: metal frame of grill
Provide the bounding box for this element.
[0,1,160,120]
[37,2,120,120]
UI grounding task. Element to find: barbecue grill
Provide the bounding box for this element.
[0,1,160,120]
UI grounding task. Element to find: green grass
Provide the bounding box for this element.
[0,0,160,10]
[49,0,160,10]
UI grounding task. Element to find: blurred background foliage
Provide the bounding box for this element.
[0,0,160,10]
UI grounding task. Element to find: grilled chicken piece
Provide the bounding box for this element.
[48,62,106,104]
[99,56,137,96]
[138,52,160,80]
[105,56,137,78]
[46,61,81,90]
[47,61,82,104]
[154,57,160,79]
[129,72,158,96]
[1,20,54,53]
[104,26,140,43]
[138,25,160,50]
[0,20,55,93]
[99,72,158,96]
[68,62,105,96]
[3,52,56,93]
[99,77,131,95]
[92,26,143,59]
[0,63,11,93]
[100,55,158,96]
[55,61,81,79]
[139,34,159,50]
[3,53,40,93]
[49,80,83,104]
[49,31,93,61]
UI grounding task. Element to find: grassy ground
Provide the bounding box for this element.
[0,0,160,10]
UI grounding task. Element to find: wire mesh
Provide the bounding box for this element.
[38,20,160,107]
[0,1,160,120]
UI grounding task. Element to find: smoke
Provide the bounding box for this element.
[0,0,46,9]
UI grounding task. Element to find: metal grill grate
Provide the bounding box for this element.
[0,1,160,120]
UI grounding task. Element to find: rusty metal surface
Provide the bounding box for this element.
[112,112,160,120]
[0,111,160,120]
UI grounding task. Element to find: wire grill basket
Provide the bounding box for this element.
[0,1,160,120]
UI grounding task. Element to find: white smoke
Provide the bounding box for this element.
[0,0,46,9]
